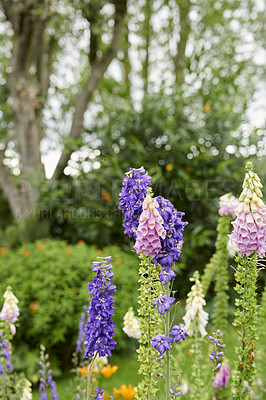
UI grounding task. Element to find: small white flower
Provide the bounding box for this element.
[227,239,237,258]
[183,272,208,337]
[0,286,20,324]
[123,308,141,339]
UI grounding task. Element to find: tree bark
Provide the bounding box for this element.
[173,0,191,85]
[52,0,128,180]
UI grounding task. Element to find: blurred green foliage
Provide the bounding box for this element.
[0,240,139,367]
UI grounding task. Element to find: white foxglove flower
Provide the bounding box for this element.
[20,379,32,400]
[227,239,237,258]
[183,271,208,337]
[123,307,141,339]
[0,286,19,323]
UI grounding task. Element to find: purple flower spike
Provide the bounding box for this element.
[85,257,117,358]
[213,363,230,388]
[170,324,188,342]
[119,167,151,238]
[153,295,175,315]
[169,389,182,397]
[151,334,173,354]
[159,268,176,285]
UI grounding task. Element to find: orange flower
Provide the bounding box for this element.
[100,364,118,379]
[101,190,112,203]
[0,247,6,255]
[71,288,77,294]
[165,164,173,172]
[97,250,102,256]
[204,102,211,113]
[28,302,40,314]
[18,265,24,270]
[66,249,73,255]
[114,385,137,400]
[79,366,88,377]
[38,243,44,250]
[23,250,30,256]
[77,239,84,245]
[114,259,121,265]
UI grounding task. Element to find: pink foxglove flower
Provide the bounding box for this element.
[134,194,166,258]
[213,362,230,388]
[218,193,239,218]
[229,168,266,258]
[0,286,19,323]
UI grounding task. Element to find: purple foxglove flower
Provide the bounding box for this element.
[229,169,266,258]
[170,324,188,342]
[213,363,230,388]
[76,311,86,351]
[218,193,239,218]
[134,195,166,258]
[6,360,12,371]
[85,257,117,358]
[153,295,175,315]
[0,363,4,375]
[151,334,173,354]
[40,394,48,400]
[119,167,151,238]
[169,389,182,397]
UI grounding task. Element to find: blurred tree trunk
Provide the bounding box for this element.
[142,0,152,94]
[173,0,191,85]
[0,0,128,219]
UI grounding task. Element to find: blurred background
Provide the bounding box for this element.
[0,0,266,386]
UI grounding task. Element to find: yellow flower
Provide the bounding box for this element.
[100,364,118,379]
[204,102,211,113]
[114,384,137,400]
[165,164,173,172]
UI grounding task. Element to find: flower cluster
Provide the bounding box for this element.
[213,361,230,389]
[0,286,19,335]
[151,324,188,355]
[39,345,58,400]
[90,388,112,399]
[19,378,32,400]
[153,196,188,283]
[123,307,141,339]
[208,330,226,371]
[85,256,116,358]
[218,193,239,218]
[230,166,266,258]
[183,271,208,337]
[134,194,166,258]
[0,331,12,374]
[113,384,137,400]
[119,167,151,238]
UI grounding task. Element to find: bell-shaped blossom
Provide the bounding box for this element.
[183,272,208,337]
[119,167,151,238]
[0,286,19,323]
[218,193,239,218]
[123,307,141,339]
[229,167,266,258]
[134,195,166,258]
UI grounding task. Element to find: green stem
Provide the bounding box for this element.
[165,285,171,400]
[200,371,214,400]
[147,255,151,400]
[87,352,98,400]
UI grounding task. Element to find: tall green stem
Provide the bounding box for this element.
[87,352,97,400]
[232,253,258,399]
[165,285,170,400]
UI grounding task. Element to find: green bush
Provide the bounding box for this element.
[0,240,139,365]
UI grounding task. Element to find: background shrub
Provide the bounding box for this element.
[0,240,139,367]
